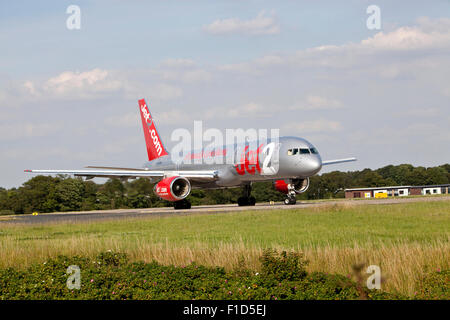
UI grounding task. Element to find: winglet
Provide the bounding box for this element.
[138,98,169,161]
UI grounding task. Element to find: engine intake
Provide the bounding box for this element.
[274,178,310,194]
[154,176,191,201]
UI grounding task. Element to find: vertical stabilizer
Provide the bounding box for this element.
[138,98,169,161]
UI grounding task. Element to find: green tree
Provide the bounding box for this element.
[19,175,61,213]
[80,180,99,211]
[97,178,126,209]
[55,178,85,211]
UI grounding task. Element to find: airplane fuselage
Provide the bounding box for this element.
[143,136,322,188]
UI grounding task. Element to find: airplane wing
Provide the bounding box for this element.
[85,166,146,171]
[24,169,219,181]
[322,157,357,166]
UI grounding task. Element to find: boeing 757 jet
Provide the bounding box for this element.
[26,99,356,209]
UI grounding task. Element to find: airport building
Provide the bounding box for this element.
[344,184,450,199]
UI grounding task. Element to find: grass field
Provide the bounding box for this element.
[0,199,449,297]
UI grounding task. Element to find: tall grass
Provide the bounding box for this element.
[0,200,448,296]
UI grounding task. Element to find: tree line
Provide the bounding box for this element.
[0,163,448,214]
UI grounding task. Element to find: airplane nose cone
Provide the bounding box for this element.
[306,156,322,175]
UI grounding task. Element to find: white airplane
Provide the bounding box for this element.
[26,99,356,209]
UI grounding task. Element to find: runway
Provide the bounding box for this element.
[0,196,448,225]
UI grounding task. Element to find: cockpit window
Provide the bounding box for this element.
[300,148,310,154]
[310,147,318,154]
[288,148,314,155]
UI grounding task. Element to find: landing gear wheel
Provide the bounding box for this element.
[238,196,249,206]
[174,199,191,209]
[238,184,256,206]
[238,196,256,206]
[284,198,296,205]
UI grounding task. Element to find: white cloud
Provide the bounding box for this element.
[43,69,122,96]
[0,122,62,141]
[104,112,139,128]
[99,136,141,155]
[204,11,280,36]
[22,68,123,99]
[160,58,196,68]
[289,95,343,111]
[19,68,185,102]
[205,102,270,119]
[181,70,212,84]
[153,109,192,125]
[226,102,265,118]
[23,81,37,95]
[5,136,142,161]
[217,62,254,74]
[284,119,342,134]
[104,109,190,128]
[395,107,440,118]
[218,55,284,74]
[151,83,183,100]
[5,146,72,161]
[442,86,450,97]
[254,55,284,66]
[159,68,213,84]
[350,122,450,147]
[217,17,450,73]
[361,24,450,51]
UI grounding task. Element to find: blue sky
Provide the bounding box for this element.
[2,0,449,74]
[1,1,450,187]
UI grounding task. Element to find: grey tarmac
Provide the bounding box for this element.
[0,196,448,225]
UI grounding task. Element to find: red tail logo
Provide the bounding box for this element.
[138,99,168,161]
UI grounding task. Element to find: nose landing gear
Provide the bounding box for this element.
[284,196,297,205]
[284,182,298,205]
[237,184,256,206]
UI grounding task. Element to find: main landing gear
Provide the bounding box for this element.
[237,184,256,206]
[174,199,191,209]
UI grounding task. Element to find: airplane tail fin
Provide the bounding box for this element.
[138,98,169,161]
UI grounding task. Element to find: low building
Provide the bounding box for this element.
[345,184,450,199]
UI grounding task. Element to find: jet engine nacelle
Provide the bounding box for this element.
[274,178,310,194]
[154,176,191,201]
